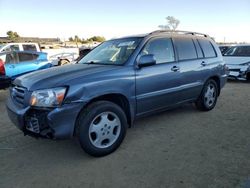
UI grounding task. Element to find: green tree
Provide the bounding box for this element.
[88,36,106,42]
[159,16,180,30]
[69,37,74,41]
[6,31,20,40]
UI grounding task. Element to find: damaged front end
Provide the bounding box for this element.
[6,84,85,139]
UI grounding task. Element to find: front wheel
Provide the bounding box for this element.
[76,101,128,157]
[195,79,218,111]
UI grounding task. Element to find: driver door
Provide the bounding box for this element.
[135,37,182,115]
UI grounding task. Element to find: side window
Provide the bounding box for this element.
[5,53,18,64]
[198,39,217,58]
[142,38,175,64]
[18,53,37,62]
[174,38,197,61]
[3,45,19,52]
[193,39,203,58]
[23,44,37,51]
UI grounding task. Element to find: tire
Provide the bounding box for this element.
[59,59,70,66]
[195,79,218,111]
[76,101,128,157]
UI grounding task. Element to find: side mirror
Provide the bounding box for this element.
[137,54,156,68]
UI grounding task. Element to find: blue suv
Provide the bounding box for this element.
[6,30,227,157]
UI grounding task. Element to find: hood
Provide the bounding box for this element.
[223,56,250,65]
[14,64,122,91]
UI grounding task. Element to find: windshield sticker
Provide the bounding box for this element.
[118,41,135,47]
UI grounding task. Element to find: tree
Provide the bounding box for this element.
[88,36,106,42]
[74,35,81,43]
[6,31,20,40]
[159,16,180,30]
[69,37,74,41]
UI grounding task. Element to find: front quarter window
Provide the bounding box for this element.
[78,37,142,65]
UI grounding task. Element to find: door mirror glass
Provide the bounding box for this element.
[138,54,156,68]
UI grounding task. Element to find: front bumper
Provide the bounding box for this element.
[227,65,250,80]
[6,97,86,139]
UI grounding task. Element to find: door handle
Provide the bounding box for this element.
[171,66,180,72]
[201,61,207,66]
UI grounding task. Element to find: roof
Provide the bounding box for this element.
[115,30,211,40]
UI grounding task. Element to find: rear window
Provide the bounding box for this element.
[198,39,217,58]
[174,38,197,61]
[23,44,37,51]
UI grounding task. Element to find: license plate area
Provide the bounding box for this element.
[26,117,40,133]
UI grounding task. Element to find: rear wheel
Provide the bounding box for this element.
[195,79,218,111]
[76,101,127,157]
[59,59,70,66]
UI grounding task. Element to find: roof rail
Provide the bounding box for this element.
[149,30,210,38]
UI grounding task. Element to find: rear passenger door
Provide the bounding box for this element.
[173,37,217,102]
[135,37,182,115]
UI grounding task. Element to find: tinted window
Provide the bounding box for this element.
[142,38,175,64]
[174,38,197,60]
[193,39,203,58]
[198,39,217,58]
[1,53,18,64]
[23,44,37,51]
[224,46,250,57]
[18,53,37,62]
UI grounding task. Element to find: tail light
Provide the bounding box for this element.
[0,60,5,75]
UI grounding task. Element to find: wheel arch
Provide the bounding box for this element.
[75,93,133,137]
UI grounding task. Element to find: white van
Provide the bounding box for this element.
[0,43,41,52]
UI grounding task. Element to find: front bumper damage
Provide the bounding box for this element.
[6,97,85,139]
[227,64,250,80]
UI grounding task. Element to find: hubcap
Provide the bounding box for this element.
[88,112,121,148]
[204,83,216,107]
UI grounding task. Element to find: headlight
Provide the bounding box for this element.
[30,87,67,107]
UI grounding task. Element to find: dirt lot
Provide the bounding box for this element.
[0,81,250,188]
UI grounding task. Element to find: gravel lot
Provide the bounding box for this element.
[0,81,250,188]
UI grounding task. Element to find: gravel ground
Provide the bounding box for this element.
[0,81,250,188]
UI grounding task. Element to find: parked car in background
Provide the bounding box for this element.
[6,30,227,157]
[219,45,231,55]
[0,43,41,52]
[0,59,11,89]
[0,51,52,79]
[49,52,77,66]
[223,44,250,80]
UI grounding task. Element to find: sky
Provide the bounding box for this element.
[0,0,250,43]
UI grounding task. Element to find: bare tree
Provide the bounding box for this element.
[158,16,180,30]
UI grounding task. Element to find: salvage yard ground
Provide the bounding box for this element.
[0,81,250,188]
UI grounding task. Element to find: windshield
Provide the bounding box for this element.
[78,37,142,65]
[224,46,250,57]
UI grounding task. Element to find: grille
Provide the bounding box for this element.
[11,85,26,106]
